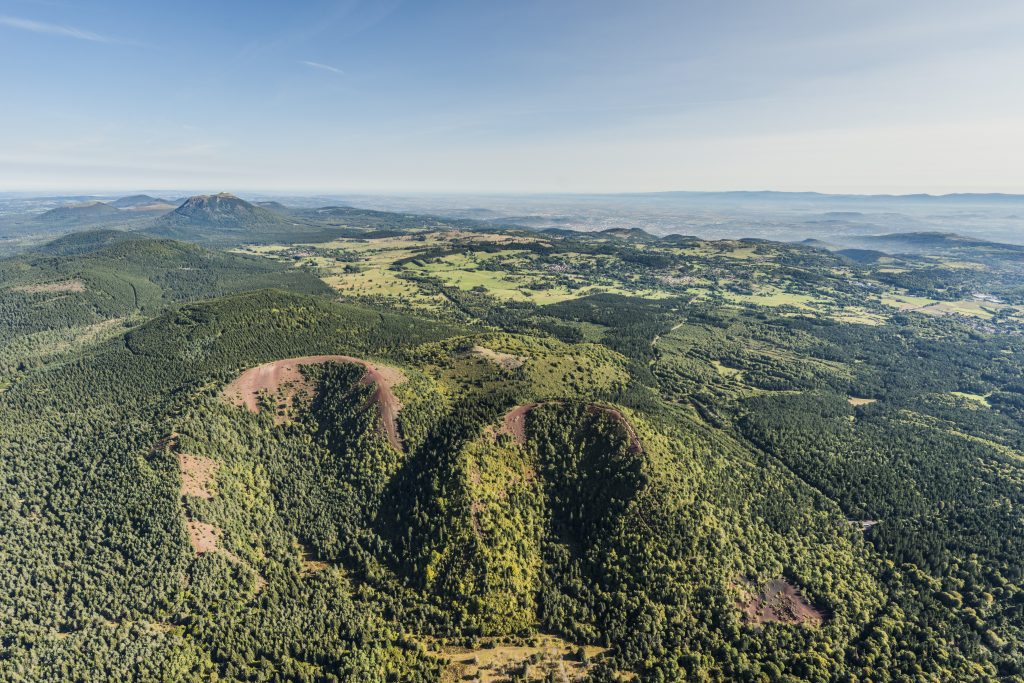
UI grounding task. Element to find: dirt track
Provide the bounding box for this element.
[222,355,407,451]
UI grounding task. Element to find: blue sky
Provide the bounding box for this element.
[1,0,1022,193]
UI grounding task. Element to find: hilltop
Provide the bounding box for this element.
[145,194,518,245]
[33,201,123,226]
[148,193,300,239]
[254,200,291,213]
[31,228,144,256]
[110,194,176,210]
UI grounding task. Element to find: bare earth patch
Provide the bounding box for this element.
[848,519,879,532]
[472,345,526,371]
[302,558,329,574]
[847,396,877,406]
[167,434,264,589]
[500,402,540,444]
[12,279,86,294]
[499,401,642,453]
[179,452,217,499]
[186,520,222,555]
[422,634,606,683]
[222,355,407,450]
[737,577,826,627]
[185,520,249,578]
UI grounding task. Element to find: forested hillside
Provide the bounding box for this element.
[0,233,328,372]
[3,219,1024,681]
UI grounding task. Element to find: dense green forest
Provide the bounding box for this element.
[3,213,1024,681]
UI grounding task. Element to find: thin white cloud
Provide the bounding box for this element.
[0,15,111,42]
[300,60,344,75]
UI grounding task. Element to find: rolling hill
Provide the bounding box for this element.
[33,201,124,226]
[254,200,291,213]
[32,228,145,255]
[4,214,1024,680]
[148,192,304,241]
[0,232,330,340]
[111,194,176,210]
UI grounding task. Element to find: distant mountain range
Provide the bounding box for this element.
[10,189,1024,255]
[621,190,1024,203]
[802,231,1024,258]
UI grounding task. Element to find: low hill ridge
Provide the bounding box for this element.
[111,194,173,209]
[34,201,122,225]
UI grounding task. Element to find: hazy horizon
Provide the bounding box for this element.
[2,0,1023,194]
[6,187,1024,200]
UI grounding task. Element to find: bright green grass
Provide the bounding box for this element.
[880,294,940,311]
[724,289,818,309]
[950,391,992,408]
[406,252,671,304]
[711,360,744,379]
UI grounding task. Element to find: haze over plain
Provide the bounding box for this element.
[1,0,1022,194]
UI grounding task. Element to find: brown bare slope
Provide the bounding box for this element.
[500,401,643,453]
[179,452,217,499]
[500,402,540,444]
[222,355,407,450]
[738,577,826,627]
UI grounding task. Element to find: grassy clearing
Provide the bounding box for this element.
[415,333,629,401]
[405,251,670,304]
[937,260,987,270]
[724,288,818,310]
[880,295,1006,320]
[950,391,991,408]
[720,246,764,260]
[323,268,422,299]
[881,294,941,311]
[827,308,887,326]
[922,300,1001,319]
[421,634,606,683]
[712,360,744,379]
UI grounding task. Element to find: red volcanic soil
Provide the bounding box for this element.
[500,402,540,444]
[499,401,643,454]
[222,355,407,451]
[186,520,222,555]
[179,452,217,499]
[738,577,826,627]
